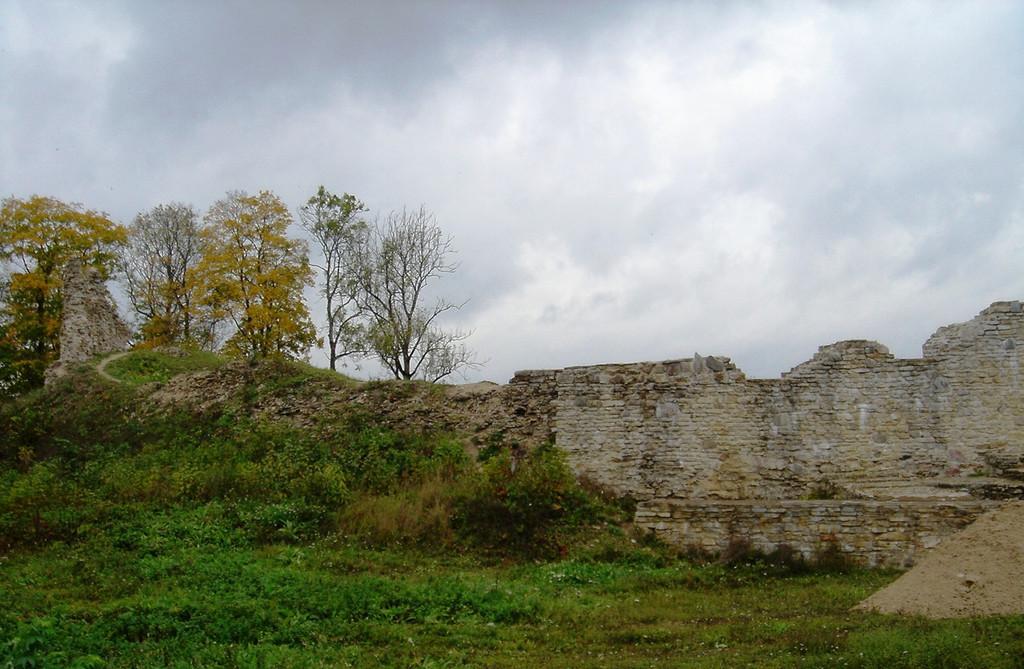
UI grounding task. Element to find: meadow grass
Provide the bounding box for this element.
[100,348,226,386]
[4,524,1022,668]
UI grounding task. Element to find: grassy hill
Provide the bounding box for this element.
[1,351,1022,668]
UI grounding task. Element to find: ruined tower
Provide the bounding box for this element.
[44,260,131,384]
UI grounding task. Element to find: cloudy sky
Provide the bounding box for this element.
[3,1,1023,382]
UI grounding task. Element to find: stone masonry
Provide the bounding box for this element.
[44,260,131,384]
[635,499,998,567]
[511,302,1024,565]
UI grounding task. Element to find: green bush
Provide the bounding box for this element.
[452,444,600,556]
[0,461,98,548]
[228,501,328,544]
[0,366,610,558]
[334,424,468,495]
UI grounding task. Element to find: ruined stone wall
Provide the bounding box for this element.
[548,358,771,499]
[504,369,558,446]
[763,342,952,498]
[45,261,131,383]
[510,301,1024,564]
[635,498,998,567]
[925,302,1024,478]
[524,302,1024,502]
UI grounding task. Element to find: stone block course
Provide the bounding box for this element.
[635,499,998,567]
[510,302,1024,564]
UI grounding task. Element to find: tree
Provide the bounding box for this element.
[353,206,476,382]
[0,195,126,391]
[119,202,211,347]
[299,186,369,371]
[194,190,317,359]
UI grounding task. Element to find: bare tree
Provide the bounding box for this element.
[354,206,477,382]
[299,186,369,371]
[119,202,211,347]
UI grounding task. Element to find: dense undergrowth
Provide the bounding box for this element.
[1,351,608,556]
[1,351,1022,668]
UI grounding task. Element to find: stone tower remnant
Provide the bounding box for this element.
[44,260,131,384]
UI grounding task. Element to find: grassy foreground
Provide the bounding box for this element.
[1,352,1022,668]
[6,530,1024,669]
[7,529,1024,669]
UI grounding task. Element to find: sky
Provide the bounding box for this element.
[3,1,1024,383]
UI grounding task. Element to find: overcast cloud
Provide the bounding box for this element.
[3,1,1023,382]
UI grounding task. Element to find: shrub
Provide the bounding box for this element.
[229,501,328,544]
[0,461,97,548]
[719,536,756,565]
[452,444,600,556]
[717,536,852,574]
[334,424,468,495]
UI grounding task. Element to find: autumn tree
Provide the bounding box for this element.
[194,190,317,359]
[299,186,369,371]
[119,202,211,347]
[353,206,476,382]
[0,195,126,391]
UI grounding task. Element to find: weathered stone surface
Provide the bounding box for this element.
[44,261,131,384]
[508,301,1024,564]
[635,499,997,567]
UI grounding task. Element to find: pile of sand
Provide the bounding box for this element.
[856,501,1024,618]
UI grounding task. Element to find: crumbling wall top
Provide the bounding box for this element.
[923,300,1024,359]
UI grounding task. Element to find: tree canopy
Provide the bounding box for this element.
[353,206,476,382]
[0,188,479,392]
[193,190,317,359]
[299,186,368,371]
[119,202,209,348]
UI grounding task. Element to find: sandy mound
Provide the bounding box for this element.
[856,501,1024,618]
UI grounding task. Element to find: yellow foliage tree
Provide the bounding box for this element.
[0,195,126,390]
[194,190,317,359]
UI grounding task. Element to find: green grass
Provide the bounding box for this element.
[262,358,359,388]
[101,348,226,385]
[99,349,359,390]
[3,525,1022,668]
[2,365,1023,668]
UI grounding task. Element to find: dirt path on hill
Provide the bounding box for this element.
[856,502,1024,618]
[95,351,130,383]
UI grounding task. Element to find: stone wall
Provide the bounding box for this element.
[45,260,131,383]
[504,369,558,446]
[511,301,1024,564]
[924,302,1024,478]
[635,499,998,567]
[549,357,767,499]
